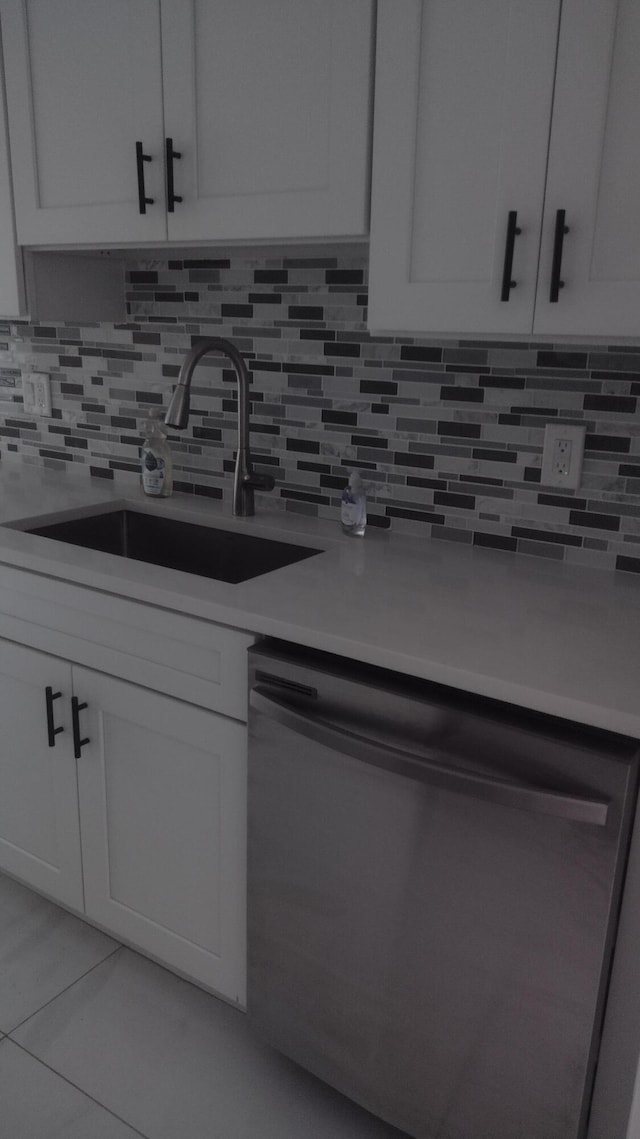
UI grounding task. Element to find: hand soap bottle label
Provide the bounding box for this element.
[341,473,367,535]
[341,500,361,527]
[142,449,166,496]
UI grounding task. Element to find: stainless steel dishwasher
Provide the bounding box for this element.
[247,640,639,1139]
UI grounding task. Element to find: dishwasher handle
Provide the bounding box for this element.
[250,687,609,827]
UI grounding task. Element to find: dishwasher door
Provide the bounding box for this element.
[247,642,639,1139]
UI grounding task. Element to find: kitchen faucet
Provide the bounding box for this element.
[164,336,275,516]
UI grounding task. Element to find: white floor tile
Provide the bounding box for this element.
[12,947,408,1139]
[0,873,118,1033]
[0,1038,146,1138]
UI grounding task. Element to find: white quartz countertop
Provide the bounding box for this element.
[0,464,638,737]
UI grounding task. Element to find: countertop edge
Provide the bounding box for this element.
[0,468,638,739]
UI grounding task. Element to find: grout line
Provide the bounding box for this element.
[4,1038,150,1139]
[4,942,122,1037]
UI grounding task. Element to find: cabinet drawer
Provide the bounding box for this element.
[0,565,254,720]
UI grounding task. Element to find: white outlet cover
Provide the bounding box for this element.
[22,371,52,417]
[21,375,36,414]
[541,422,586,490]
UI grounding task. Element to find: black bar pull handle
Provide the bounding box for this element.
[45,686,63,748]
[500,210,522,301]
[165,137,183,212]
[549,208,570,302]
[135,142,154,214]
[250,688,609,825]
[71,696,90,760]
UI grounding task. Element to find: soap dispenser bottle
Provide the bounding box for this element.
[341,471,367,536]
[141,410,173,498]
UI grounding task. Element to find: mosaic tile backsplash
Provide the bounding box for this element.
[1,245,640,573]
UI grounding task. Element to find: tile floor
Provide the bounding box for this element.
[0,872,409,1139]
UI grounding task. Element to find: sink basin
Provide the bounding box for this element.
[24,509,322,584]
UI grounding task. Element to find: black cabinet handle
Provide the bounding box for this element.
[71,696,90,759]
[549,208,570,302]
[500,210,522,301]
[135,142,154,214]
[45,686,63,748]
[165,137,182,212]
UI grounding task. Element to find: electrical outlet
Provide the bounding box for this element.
[553,437,572,477]
[541,423,586,489]
[22,371,52,417]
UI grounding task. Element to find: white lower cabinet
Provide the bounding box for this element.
[0,638,247,1005]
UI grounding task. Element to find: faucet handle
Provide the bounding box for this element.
[234,469,275,516]
[245,471,275,492]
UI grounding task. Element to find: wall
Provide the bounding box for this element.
[1,244,639,573]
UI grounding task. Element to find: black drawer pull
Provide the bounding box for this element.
[135,141,154,214]
[71,696,90,759]
[500,210,522,301]
[549,208,569,302]
[45,686,63,748]
[165,137,183,212]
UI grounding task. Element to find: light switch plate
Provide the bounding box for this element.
[22,371,52,417]
[541,423,586,489]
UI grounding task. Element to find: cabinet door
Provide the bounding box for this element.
[75,668,247,1004]
[160,0,373,242]
[534,0,640,336]
[368,0,560,336]
[0,641,83,908]
[1,0,166,245]
[0,47,25,316]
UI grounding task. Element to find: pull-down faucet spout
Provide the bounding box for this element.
[164,336,275,517]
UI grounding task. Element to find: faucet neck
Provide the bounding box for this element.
[165,336,255,516]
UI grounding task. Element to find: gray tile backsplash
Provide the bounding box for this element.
[1,245,640,573]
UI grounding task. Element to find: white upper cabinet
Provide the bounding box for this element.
[0,20,24,316]
[368,0,561,336]
[2,0,166,245]
[370,0,640,339]
[534,0,640,337]
[160,0,373,242]
[0,25,25,315]
[1,0,373,247]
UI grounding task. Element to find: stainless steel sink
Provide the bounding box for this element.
[24,509,322,584]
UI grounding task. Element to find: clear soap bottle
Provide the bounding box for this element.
[141,410,173,498]
[341,471,367,536]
